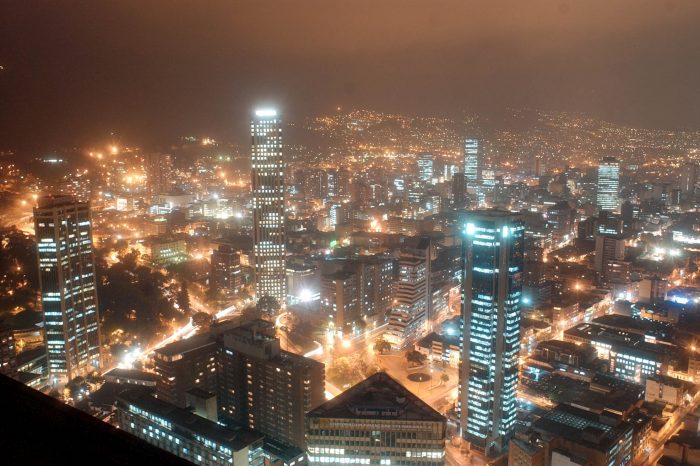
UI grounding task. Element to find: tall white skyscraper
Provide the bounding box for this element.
[251,108,287,306]
[464,138,482,186]
[34,195,101,381]
[596,157,620,212]
[459,210,524,459]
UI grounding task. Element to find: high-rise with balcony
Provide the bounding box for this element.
[251,108,286,306]
[459,210,524,459]
[34,195,101,381]
[596,157,620,212]
[217,320,325,449]
[320,270,360,335]
[386,238,430,347]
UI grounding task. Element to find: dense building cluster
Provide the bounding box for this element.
[3,107,700,465]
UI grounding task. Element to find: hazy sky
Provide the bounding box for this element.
[2,0,700,149]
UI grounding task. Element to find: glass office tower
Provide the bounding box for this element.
[417,152,434,183]
[34,195,101,382]
[459,210,524,458]
[596,157,620,212]
[251,108,287,307]
[463,138,482,186]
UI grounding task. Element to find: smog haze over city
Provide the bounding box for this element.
[2,0,700,149]
[3,2,700,466]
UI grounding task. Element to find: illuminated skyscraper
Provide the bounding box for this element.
[681,162,698,198]
[464,138,482,186]
[459,210,524,458]
[34,195,101,381]
[251,108,286,306]
[596,157,620,212]
[144,152,173,200]
[417,152,434,183]
[210,244,242,294]
[386,239,431,347]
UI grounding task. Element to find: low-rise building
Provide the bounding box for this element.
[104,368,158,387]
[116,388,264,466]
[306,372,446,466]
[532,404,633,466]
[521,318,552,356]
[564,322,679,383]
[508,431,555,466]
[532,340,597,368]
[150,237,188,266]
[644,375,691,406]
[415,332,460,367]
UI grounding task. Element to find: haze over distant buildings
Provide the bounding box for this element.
[2,1,700,149]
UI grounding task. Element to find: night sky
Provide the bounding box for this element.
[2,0,700,150]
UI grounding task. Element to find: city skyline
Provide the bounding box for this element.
[2,2,700,465]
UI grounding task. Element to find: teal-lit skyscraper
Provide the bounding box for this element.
[463,138,481,186]
[459,210,524,458]
[596,157,620,212]
[34,195,101,382]
[251,108,287,307]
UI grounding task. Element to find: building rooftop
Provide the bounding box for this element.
[647,374,693,390]
[104,368,158,383]
[510,437,542,456]
[36,194,78,209]
[2,309,42,330]
[154,333,215,358]
[186,387,216,399]
[521,318,552,331]
[307,372,445,423]
[322,269,356,281]
[222,319,278,345]
[526,372,642,416]
[592,314,675,343]
[535,339,588,354]
[534,404,631,453]
[117,388,263,451]
[278,349,325,370]
[263,438,306,464]
[564,322,679,359]
[90,382,152,408]
[467,209,520,219]
[416,332,459,349]
[16,346,47,365]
